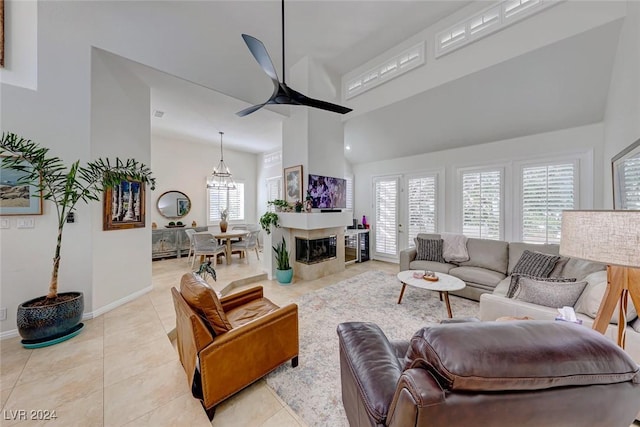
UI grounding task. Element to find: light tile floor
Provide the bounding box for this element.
[0,251,398,426]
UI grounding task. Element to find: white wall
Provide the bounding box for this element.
[151,135,258,228]
[353,123,605,255]
[602,1,640,208]
[342,1,626,118]
[90,49,152,311]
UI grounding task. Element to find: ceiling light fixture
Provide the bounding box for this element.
[345,145,351,151]
[207,132,236,190]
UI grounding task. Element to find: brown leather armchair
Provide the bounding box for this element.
[172,273,298,419]
[338,320,640,427]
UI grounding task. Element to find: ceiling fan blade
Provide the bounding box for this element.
[289,88,352,114]
[241,34,279,83]
[236,103,269,117]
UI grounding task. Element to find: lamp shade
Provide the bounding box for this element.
[560,210,640,268]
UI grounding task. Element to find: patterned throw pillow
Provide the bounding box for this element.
[512,277,588,308]
[507,274,577,298]
[415,238,445,262]
[512,250,561,278]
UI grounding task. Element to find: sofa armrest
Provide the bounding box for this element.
[337,322,404,426]
[386,368,445,427]
[400,248,417,271]
[220,286,263,311]
[198,303,298,408]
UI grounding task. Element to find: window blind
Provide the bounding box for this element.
[208,183,245,222]
[345,176,354,211]
[620,153,640,210]
[462,170,501,240]
[374,178,398,256]
[522,164,574,244]
[407,175,437,246]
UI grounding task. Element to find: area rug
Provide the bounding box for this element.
[265,270,480,426]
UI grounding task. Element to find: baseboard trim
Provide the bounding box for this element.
[1,285,153,341]
[89,285,153,318]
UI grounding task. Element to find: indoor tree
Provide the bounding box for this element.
[1,132,156,302]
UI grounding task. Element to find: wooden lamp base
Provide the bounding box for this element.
[592,265,640,348]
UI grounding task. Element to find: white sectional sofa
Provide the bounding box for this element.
[399,234,640,364]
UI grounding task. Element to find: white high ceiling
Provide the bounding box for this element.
[124,1,623,163]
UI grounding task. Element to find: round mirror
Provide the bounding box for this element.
[157,191,191,219]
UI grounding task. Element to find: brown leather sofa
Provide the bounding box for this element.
[172,273,298,418]
[338,320,640,427]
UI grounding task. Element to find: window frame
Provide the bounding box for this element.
[457,165,505,240]
[207,181,245,226]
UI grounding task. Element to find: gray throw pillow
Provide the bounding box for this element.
[507,274,577,298]
[512,277,587,308]
[415,238,444,262]
[512,250,561,278]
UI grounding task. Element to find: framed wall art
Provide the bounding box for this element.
[612,137,640,210]
[103,179,146,230]
[177,197,189,216]
[284,165,303,204]
[0,157,43,215]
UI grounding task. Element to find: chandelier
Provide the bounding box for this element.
[207,131,236,190]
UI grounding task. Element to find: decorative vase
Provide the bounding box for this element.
[305,200,312,212]
[17,292,84,347]
[275,268,294,285]
[219,219,228,233]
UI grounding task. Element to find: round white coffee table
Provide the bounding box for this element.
[396,270,466,318]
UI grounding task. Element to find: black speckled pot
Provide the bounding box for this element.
[17,292,84,341]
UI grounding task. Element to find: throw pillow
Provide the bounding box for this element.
[507,274,577,298]
[415,238,445,263]
[574,270,638,324]
[511,250,561,278]
[512,277,587,308]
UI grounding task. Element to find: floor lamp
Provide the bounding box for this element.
[560,210,640,348]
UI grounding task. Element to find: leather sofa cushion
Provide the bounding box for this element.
[409,260,456,274]
[180,273,232,335]
[456,238,508,274]
[226,298,279,328]
[508,243,559,274]
[449,266,506,287]
[404,321,639,392]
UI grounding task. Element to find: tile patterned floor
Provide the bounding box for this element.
[0,252,398,426]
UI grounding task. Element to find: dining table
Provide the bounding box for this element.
[196,229,249,265]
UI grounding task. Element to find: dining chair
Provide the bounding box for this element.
[230,229,260,261]
[184,229,196,264]
[191,233,226,268]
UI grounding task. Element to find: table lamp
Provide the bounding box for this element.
[560,210,640,348]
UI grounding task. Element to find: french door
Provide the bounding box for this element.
[373,176,400,259]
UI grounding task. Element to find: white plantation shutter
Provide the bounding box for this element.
[462,170,502,240]
[374,177,399,256]
[619,152,640,210]
[408,174,437,247]
[208,182,245,222]
[522,164,575,244]
[345,176,354,211]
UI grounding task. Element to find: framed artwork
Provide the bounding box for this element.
[612,138,640,210]
[103,179,146,230]
[284,165,303,204]
[177,198,189,216]
[0,157,43,215]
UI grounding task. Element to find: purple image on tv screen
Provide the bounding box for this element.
[307,174,346,209]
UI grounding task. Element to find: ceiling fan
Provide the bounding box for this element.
[236,0,353,117]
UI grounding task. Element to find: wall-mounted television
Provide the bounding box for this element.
[308,174,346,209]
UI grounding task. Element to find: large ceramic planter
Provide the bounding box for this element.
[17,292,84,345]
[275,268,293,285]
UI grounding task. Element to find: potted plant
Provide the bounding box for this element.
[259,211,280,234]
[294,200,303,213]
[0,132,155,347]
[267,199,289,212]
[273,236,293,284]
[219,208,229,232]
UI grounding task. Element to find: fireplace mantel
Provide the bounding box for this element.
[277,212,352,230]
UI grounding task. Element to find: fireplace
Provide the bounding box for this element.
[296,235,337,264]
